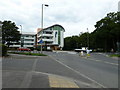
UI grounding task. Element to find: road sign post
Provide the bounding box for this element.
[38,39,44,53]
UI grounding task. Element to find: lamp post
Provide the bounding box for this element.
[40,4,49,53]
[87,28,89,49]
[20,25,23,47]
[0,22,2,44]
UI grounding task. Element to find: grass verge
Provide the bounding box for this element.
[9,52,47,56]
[109,54,120,57]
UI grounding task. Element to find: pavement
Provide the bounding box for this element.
[3,70,80,88]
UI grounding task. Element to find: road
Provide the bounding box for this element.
[43,51,118,88]
[2,51,119,88]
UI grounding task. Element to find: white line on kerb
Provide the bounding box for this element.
[49,55,107,88]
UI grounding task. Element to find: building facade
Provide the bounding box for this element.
[9,32,36,48]
[37,24,65,50]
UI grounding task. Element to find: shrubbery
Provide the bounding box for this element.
[0,44,7,56]
[9,52,47,56]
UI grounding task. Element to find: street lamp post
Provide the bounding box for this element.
[20,25,23,47]
[40,4,49,53]
[87,28,89,49]
[0,22,2,44]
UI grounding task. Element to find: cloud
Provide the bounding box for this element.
[0,0,119,37]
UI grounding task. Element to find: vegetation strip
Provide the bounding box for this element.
[9,52,47,56]
[109,54,120,57]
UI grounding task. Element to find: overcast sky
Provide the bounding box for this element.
[0,0,119,37]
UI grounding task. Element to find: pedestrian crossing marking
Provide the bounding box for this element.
[48,75,79,88]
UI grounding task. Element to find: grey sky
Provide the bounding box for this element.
[0,0,119,37]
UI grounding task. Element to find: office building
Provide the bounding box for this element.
[9,32,37,48]
[37,24,65,50]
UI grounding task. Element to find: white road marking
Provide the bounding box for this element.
[103,61,118,66]
[82,57,118,66]
[49,55,107,88]
[67,52,77,54]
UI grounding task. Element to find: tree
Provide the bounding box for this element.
[93,12,120,52]
[63,12,120,52]
[2,20,21,47]
[78,33,88,48]
[63,33,89,50]
[63,37,73,50]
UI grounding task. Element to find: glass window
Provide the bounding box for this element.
[24,43,34,45]
[24,39,34,41]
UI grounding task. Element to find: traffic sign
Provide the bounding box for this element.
[38,39,44,44]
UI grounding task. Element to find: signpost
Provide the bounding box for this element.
[38,39,44,53]
[38,39,44,44]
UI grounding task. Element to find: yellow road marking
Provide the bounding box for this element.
[48,75,79,88]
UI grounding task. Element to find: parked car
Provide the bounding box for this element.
[17,47,31,51]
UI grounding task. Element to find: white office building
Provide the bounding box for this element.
[9,32,36,48]
[37,24,65,50]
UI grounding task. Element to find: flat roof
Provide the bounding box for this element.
[21,32,36,35]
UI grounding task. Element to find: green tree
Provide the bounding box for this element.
[63,37,73,50]
[63,33,89,50]
[2,20,21,47]
[63,12,120,52]
[79,33,88,48]
[93,12,120,52]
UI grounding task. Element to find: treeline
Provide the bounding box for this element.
[63,12,120,52]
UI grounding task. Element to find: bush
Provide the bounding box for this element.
[109,54,120,57]
[0,44,7,56]
[29,47,34,51]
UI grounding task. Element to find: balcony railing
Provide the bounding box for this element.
[38,34,53,37]
[42,39,53,42]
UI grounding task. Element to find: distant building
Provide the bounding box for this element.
[37,24,65,50]
[21,32,37,48]
[9,32,37,48]
[37,28,42,43]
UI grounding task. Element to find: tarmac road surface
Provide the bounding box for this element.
[2,51,119,88]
